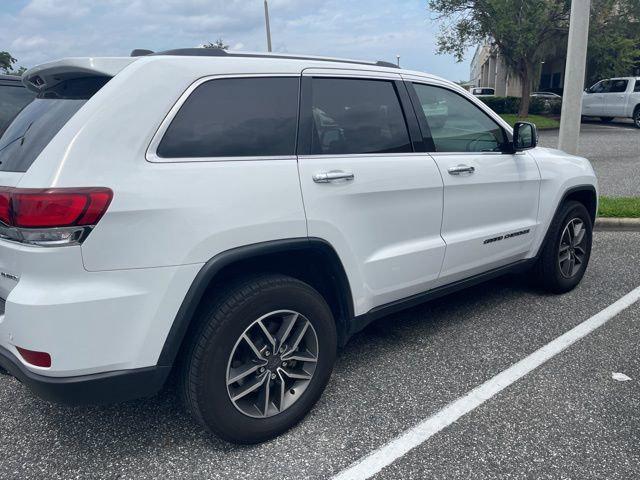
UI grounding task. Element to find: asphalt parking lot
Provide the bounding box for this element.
[1,231,639,480]
[539,119,640,197]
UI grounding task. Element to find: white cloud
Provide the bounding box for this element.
[2,0,471,80]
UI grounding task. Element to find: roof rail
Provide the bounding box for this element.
[136,48,400,69]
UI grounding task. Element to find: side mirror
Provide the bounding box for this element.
[512,121,538,151]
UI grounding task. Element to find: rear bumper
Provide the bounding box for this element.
[0,345,170,405]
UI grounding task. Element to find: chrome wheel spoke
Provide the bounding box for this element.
[227,363,263,385]
[260,375,271,416]
[282,350,318,363]
[558,250,571,264]
[256,319,277,353]
[276,312,299,350]
[568,257,576,276]
[230,373,268,402]
[276,370,287,412]
[285,320,310,356]
[243,334,266,361]
[280,367,312,381]
[573,223,585,246]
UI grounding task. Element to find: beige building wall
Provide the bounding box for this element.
[470,41,528,97]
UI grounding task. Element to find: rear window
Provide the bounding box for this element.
[157,77,299,158]
[0,83,36,136]
[0,76,109,173]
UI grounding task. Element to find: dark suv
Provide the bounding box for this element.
[0,74,36,135]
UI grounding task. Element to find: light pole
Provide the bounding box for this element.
[558,0,591,155]
[396,55,400,67]
[264,0,273,52]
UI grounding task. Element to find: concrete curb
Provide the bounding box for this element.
[595,217,640,232]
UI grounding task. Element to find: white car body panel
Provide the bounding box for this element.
[0,54,597,384]
[582,77,640,120]
[429,150,540,285]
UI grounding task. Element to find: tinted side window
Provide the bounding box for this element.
[635,80,640,92]
[309,78,412,155]
[157,77,299,158]
[412,83,506,153]
[589,80,610,93]
[609,79,628,93]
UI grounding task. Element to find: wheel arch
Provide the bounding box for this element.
[157,238,354,368]
[536,184,597,257]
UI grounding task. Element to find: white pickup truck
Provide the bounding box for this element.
[582,77,640,127]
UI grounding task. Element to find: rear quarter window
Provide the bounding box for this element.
[156,77,299,159]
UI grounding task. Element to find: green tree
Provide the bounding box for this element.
[428,0,571,116]
[586,0,640,85]
[0,51,17,73]
[7,66,27,76]
[203,38,229,50]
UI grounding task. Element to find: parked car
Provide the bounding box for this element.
[531,91,562,101]
[0,49,597,444]
[471,87,495,96]
[0,74,36,135]
[582,77,640,127]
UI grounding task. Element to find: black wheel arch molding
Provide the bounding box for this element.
[157,237,355,370]
[536,184,597,257]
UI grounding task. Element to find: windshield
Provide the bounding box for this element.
[0,76,109,173]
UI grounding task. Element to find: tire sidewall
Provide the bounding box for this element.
[195,280,336,443]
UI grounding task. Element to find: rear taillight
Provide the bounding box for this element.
[0,187,113,247]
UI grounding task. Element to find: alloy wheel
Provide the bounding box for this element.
[226,310,319,418]
[558,218,587,279]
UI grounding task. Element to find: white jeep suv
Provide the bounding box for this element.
[0,49,597,444]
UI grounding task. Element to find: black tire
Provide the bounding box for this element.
[600,116,614,123]
[181,274,337,444]
[633,107,640,129]
[533,201,593,293]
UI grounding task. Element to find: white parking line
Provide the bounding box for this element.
[333,285,640,480]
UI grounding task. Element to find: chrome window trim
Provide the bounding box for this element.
[427,151,521,157]
[146,73,301,164]
[298,152,428,160]
[301,67,402,81]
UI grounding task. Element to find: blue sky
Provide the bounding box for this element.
[0,0,472,81]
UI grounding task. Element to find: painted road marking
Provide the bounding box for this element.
[333,285,640,480]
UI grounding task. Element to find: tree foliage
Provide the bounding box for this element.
[586,0,640,85]
[0,51,17,74]
[203,38,229,50]
[429,0,571,116]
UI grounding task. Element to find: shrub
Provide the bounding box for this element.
[548,100,562,115]
[478,96,556,115]
[478,96,520,114]
[528,97,547,115]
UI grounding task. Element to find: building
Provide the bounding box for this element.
[469,39,565,96]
